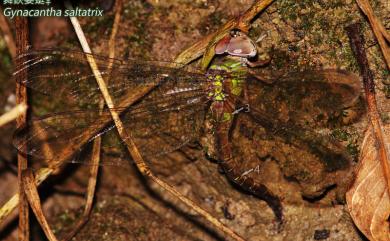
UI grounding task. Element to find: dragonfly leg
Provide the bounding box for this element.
[247,69,276,84]
[178,143,202,162]
[245,56,271,68]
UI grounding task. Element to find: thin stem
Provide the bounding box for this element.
[347,23,390,197]
[0,104,26,127]
[15,16,29,241]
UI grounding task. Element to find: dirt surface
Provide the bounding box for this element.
[0,0,389,240]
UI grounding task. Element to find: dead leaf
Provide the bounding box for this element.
[346,124,390,241]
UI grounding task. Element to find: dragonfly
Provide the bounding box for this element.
[12,31,361,224]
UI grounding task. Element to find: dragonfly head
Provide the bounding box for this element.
[215,29,257,59]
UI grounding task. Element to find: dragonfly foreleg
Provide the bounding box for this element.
[243,56,271,68]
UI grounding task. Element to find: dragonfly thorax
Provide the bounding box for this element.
[205,64,246,123]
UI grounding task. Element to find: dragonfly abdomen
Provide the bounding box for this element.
[215,121,284,223]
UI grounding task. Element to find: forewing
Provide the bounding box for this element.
[13,49,206,113]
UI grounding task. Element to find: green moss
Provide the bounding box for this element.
[370,0,381,8]
[209,10,225,26]
[121,1,154,58]
[58,210,76,225]
[312,33,323,46]
[297,170,311,181]
[346,142,359,158]
[277,1,297,21]
[271,49,293,69]
[317,16,331,30]
[0,52,12,71]
[84,16,115,37]
[381,69,390,98]
[331,129,350,141]
[300,13,316,31]
[288,44,299,52]
[316,0,345,9]
[123,0,153,19]
[342,44,359,72]
[331,129,359,159]
[0,39,12,75]
[126,32,145,46]
[382,69,390,82]
[381,112,390,123]
[277,0,314,20]
[383,85,390,98]
[199,10,226,36]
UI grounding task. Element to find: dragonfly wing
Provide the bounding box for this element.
[241,106,352,168]
[13,111,105,166]
[13,49,207,112]
[232,69,362,173]
[245,69,361,128]
[108,88,208,159]
[13,88,208,167]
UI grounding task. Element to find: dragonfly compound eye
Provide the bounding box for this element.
[215,30,257,58]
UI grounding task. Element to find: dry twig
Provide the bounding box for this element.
[0,104,26,127]
[60,1,123,240]
[0,168,52,228]
[355,0,390,69]
[0,8,16,59]
[15,17,29,241]
[21,170,58,241]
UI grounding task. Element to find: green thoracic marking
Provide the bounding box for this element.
[213,76,225,101]
[223,112,232,121]
[215,75,223,81]
[210,59,245,72]
[231,78,242,96]
[214,92,225,101]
